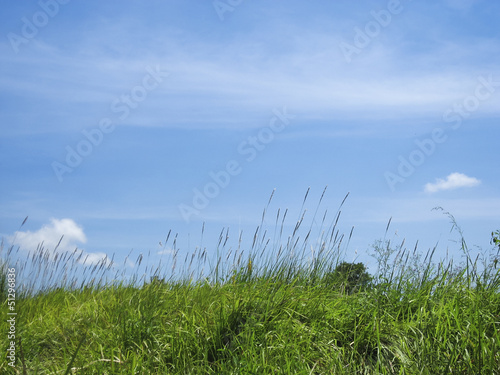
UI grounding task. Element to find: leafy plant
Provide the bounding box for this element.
[492,230,500,251]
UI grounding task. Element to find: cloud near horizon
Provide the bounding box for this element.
[9,218,108,265]
[424,173,481,194]
[77,250,110,266]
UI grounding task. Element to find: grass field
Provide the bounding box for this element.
[1,197,499,374]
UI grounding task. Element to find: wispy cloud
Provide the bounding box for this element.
[424,173,481,193]
[2,9,499,133]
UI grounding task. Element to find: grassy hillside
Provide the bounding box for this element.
[1,203,499,373]
[2,251,499,373]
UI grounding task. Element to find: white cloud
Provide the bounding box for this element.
[11,218,86,252]
[125,258,137,269]
[157,249,175,255]
[424,173,481,193]
[77,251,110,266]
[9,218,108,266]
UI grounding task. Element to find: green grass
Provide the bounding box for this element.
[1,194,499,374]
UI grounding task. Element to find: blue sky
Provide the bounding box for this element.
[1,0,499,279]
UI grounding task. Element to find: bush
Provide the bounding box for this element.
[324,261,372,294]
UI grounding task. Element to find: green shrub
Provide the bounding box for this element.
[323,261,372,294]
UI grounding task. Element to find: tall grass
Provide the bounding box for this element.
[1,190,499,374]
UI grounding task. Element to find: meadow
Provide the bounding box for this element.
[1,193,499,374]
